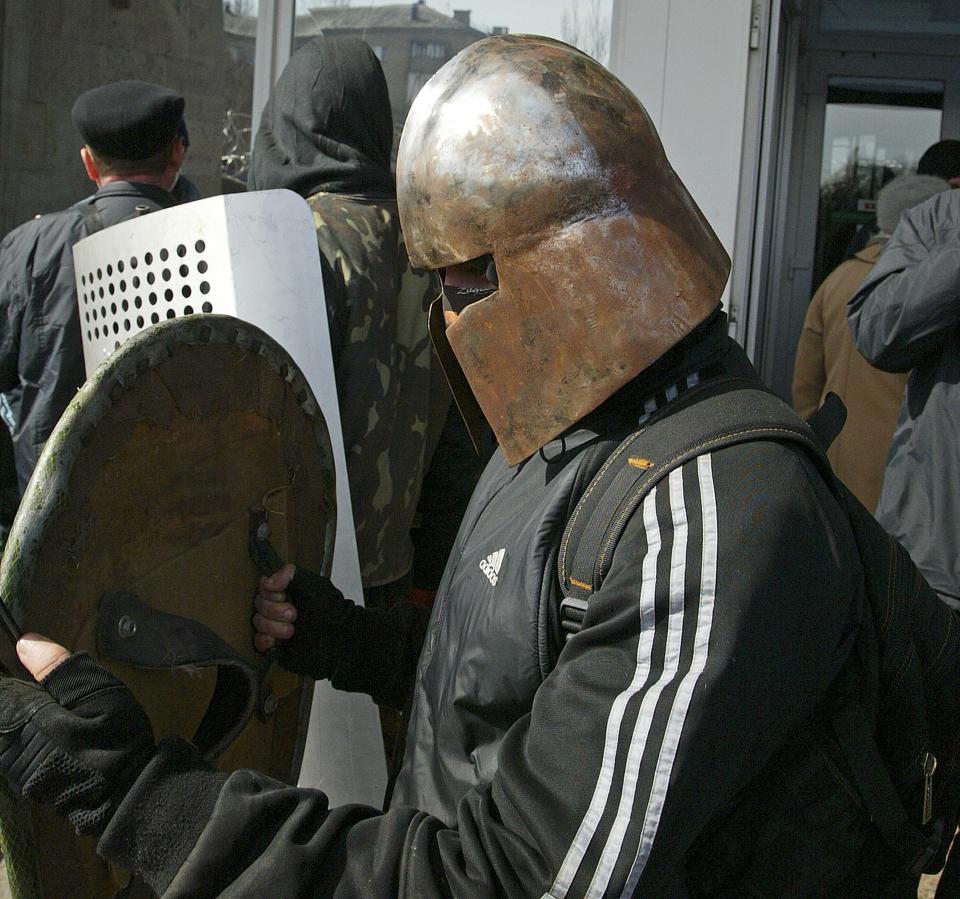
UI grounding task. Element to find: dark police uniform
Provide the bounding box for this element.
[0,80,186,494]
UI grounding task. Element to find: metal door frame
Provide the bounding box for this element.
[742,0,802,363]
[251,0,296,142]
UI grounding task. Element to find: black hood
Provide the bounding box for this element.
[249,37,395,198]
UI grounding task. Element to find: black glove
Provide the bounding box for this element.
[279,566,355,677]
[0,652,155,838]
[276,567,430,710]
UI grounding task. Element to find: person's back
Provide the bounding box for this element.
[249,38,448,604]
[308,191,443,597]
[0,81,189,495]
[849,187,960,608]
[792,173,948,511]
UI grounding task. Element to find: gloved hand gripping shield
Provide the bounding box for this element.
[0,315,335,898]
[398,35,732,464]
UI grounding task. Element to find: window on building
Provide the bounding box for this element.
[407,71,433,105]
[411,41,447,60]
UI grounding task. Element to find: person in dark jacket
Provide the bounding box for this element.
[0,80,189,498]
[248,38,449,610]
[0,36,902,898]
[848,187,960,609]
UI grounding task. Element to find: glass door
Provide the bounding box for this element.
[813,76,943,290]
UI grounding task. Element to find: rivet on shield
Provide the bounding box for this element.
[117,615,138,639]
[256,522,270,542]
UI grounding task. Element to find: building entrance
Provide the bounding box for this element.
[757,0,960,398]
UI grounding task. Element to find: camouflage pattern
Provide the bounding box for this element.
[308,192,449,589]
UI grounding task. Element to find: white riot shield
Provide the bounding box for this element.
[72,189,387,807]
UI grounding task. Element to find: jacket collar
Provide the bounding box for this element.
[853,240,885,265]
[87,180,177,208]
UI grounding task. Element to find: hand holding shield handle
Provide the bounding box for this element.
[248,506,347,672]
[254,565,351,678]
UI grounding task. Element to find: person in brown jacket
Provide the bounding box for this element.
[792,172,949,512]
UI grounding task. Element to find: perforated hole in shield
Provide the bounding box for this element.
[79,239,214,362]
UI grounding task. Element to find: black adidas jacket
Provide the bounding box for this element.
[98,326,874,897]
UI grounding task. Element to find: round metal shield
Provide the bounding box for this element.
[0,315,336,898]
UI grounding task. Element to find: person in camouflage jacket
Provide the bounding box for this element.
[249,37,449,606]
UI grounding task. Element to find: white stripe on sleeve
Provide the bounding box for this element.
[544,486,664,899]
[543,455,720,899]
[581,466,691,898]
[618,452,719,897]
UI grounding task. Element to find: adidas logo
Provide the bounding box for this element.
[479,548,505,586]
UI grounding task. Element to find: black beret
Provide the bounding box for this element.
[71,80,185,160]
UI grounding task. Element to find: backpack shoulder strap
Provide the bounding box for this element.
[77,195,158,238]
[558,378,827,632]
[557,378,944,874]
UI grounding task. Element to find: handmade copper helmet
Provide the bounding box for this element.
[397,34,731,465]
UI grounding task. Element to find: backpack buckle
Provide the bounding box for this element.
[559,595,589,641]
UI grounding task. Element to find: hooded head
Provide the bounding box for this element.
[250,37,395,198]
[875,173,950,236]
[396,35,730,465]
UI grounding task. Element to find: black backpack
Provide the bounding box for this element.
[558,377,960,888]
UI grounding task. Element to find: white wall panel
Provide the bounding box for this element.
[609,0,670,129]
[610,0,755,304]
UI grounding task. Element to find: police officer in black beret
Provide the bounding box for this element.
[0,81,196,525]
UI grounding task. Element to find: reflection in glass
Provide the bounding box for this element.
[222,1,615,178]
[294,5,488,154]
[223,3,258,188]
[812,76,942,290]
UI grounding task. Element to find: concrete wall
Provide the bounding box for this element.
[0,0,224,236]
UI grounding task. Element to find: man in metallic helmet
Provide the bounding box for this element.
[397,35,729,465]
[0,36,896,898]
